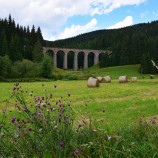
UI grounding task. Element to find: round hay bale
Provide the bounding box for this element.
[131,77,137,82]
[87,77,99,87]
[96,76,103,82]
[102,76,111,83]
[119,76,128,83]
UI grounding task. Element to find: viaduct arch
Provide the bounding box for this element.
[43,47,112,70]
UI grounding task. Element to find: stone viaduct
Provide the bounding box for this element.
[43,47,112,70]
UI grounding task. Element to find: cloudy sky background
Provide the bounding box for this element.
[0,0,157,41]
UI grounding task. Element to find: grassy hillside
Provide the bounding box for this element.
[54,64,158,80]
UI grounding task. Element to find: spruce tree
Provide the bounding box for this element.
[32,40,44,63]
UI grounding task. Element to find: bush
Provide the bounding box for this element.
[65,74,79,80]
[12,59,41,78]
[40,55,53,78]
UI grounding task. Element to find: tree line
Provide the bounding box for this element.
[0,15,53,80]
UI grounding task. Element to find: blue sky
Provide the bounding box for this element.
[0,0,157,41]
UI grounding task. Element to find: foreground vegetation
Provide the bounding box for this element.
[0,80,158,157]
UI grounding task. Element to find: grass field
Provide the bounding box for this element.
[1,79,158,131]
[54,64,158,80]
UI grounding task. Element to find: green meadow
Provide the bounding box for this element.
[1,78,158,131]
[1,65,158,157]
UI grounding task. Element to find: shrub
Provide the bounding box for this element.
[40,55,53,78]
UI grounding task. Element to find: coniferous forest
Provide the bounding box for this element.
[51,21,158,74]
[0,15,158,80]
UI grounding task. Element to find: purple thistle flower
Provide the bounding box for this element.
[17,124,21,128]
[68,92,70,97]
[60,141,64,147]
[30,92,33,96]
[13,138,17,142]
[23,107,28,111]
[58,118,61,122]
[74,150,79,155]
[50,93,52,98]
[13,87,16,91]
[38,112,41,116]
[11,116,16,123]
[59,112,62,117]
[28,127,32,131]
[23,132,28,137]
[37,104,40,108]
[59,104,64,107]
[102,109,106,113]
[54,84,57,88]
[78,124,82,128]
[2,109,6,113]
[60,141,64,148]
[50,106,54,111]
[42,96,44,100]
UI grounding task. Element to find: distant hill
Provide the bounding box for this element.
[45,20,158,74]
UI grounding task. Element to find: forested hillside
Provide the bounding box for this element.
[0,14,43,61]
[0,15,53,80]
[51,21,158,74]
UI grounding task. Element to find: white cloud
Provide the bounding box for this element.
[0,0,146,40]
[58,18,97,39]
[107,16,133,29]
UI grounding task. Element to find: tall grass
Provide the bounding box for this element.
[1,82,158,157]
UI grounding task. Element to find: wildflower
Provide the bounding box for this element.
[59,112,62,117]
[13,138,17,142]
[60,141,64,147]
[30,92,33,96]
[58,118,61,122]
[23,107,28,111]
[78,124,82,128]
[54,84,57,88]
[28,127,32,131]
[37,104,40,108]
[68,92,70,97]
[74,150,79,155]
[13,87,16,91]
[92,129,97,132]
[38,112,41,116]
[50,106,54,111]
[17,124,21,129]
[11,116,16,123]
[50,93,52,98]
[42,96,44,100]
[59,104,64,107]
[102,109,106,113]
[2,109,6,113]
[23,132,28,137]
[41,103,46,107]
